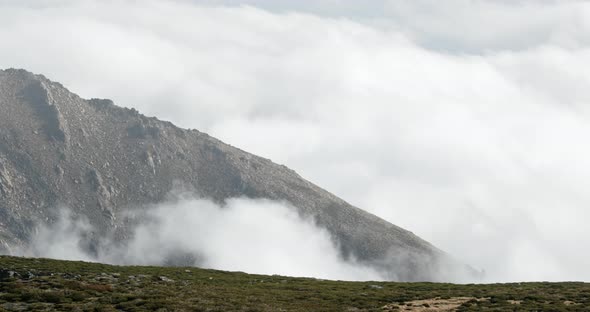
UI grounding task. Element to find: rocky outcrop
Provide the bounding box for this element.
[0,68,473,281]
[22,79,70,145]
[0,159,14,197]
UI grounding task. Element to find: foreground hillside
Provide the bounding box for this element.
[0,256,588,311]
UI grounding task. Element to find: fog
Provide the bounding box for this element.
[2,0,590,282]
[17,197,384,281]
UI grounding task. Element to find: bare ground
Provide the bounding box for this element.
[382,297,488,311]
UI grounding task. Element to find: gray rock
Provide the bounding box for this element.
[0,269,20,280]
[158,276,174,283]
[0,68,475,282]
[0,161,13,196]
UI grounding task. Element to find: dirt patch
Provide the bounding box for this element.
[382,297,487,311]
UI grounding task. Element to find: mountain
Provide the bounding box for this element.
[0,68,472,282]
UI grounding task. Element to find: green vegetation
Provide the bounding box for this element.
[0,256,589,311]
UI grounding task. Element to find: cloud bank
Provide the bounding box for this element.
[2,0,590,282]
[18,197,383,281]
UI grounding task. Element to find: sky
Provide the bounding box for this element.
[1,0,590,282]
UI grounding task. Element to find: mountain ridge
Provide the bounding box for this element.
[0,68,471,282]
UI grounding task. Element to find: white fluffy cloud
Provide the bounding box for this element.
[19,198,383,281]
[2,0,590,282]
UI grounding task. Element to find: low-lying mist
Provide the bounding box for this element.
[14,197,384,282]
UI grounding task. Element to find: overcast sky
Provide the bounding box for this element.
[2,0,590,282]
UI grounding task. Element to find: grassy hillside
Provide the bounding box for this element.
[0,256,589,311]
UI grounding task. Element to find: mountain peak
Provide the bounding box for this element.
[0,69,475,282]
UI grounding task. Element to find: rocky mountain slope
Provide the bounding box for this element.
[0,68,471,281]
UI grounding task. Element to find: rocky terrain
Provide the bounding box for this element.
[0,68,471,281]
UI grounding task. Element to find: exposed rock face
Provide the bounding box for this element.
[0,68,472,281]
